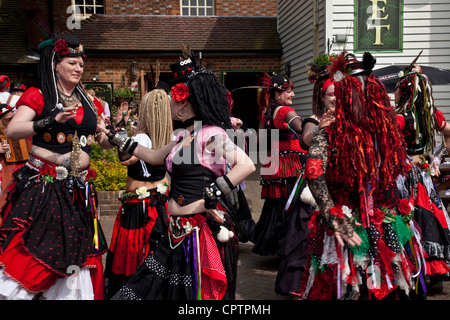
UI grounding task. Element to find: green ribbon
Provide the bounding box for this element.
[392,215,412,245]
[348,226,370,258]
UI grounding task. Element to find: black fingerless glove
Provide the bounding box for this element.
[105,125,118,145]
[121,138,138,154]
[33,116,58,134]
[32,104,64,134]
[204,195,219,209]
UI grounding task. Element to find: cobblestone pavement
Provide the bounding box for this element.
[99,165,450,300]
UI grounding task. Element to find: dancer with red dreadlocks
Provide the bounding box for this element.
[394,57,450,293]
[252,74,307,256]
[298,52,426,300]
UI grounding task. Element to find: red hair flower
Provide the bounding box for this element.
[171,83,190,103]
[305,158,324,180]
[54,39,69,56]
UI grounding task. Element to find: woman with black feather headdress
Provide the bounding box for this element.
[107,46,255,300]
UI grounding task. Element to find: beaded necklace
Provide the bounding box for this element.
[58,89,81,111]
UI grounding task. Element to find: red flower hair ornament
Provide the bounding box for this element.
[54,39,70,56]
[171,83,190,103]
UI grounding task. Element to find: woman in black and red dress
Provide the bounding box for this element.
[0,35,112,299]
[107,51,255,300]
[252,74,307,256]
[275,55,336,297]
[394,63,450,292]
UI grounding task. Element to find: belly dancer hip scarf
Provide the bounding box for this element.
[168,213,228,300]
[0,154,106,295]
[25,154,102,251]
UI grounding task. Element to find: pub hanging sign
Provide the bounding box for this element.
[354,0,403,52]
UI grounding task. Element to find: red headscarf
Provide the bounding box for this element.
[0,75,10,91]
[321,78,335,94]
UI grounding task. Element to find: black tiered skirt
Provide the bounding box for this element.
[112,213,239,300]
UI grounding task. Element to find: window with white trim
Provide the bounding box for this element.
[72,0,105,19]
[181,0,214,16]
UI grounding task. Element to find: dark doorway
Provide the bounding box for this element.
[223,71,274,131]
[146,71,172,93]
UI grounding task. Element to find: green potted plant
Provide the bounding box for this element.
[113,87,135,106]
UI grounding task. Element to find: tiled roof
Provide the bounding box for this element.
[68,15,281,53]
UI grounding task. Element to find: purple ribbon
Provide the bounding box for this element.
[191,233,198,298]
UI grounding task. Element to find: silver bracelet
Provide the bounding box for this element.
[287,115,302,126]
[110,129,130,151]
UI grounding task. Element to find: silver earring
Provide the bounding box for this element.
[176,107,188,120]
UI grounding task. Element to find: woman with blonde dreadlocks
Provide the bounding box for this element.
[104,89,173,299]
[394,62,450,293]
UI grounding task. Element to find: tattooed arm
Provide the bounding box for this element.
[203,132,255,223]
[207,134,255,186]
[28,145,91,170]
[306,128,362,247]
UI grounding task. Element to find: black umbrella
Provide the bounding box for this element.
[373,65,450,93]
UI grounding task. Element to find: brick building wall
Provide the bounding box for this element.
[17,0,277,47]
[105,0,180,15]
[43,0,277,33]
[216,0,276,16]
[83,54,280,82]
[2,0,280,127]
[104,0,276,17]
[83,54,280,102]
